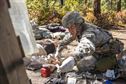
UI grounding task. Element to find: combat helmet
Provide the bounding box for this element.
[62,11,84,28]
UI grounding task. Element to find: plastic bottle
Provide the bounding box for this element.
[104,80,112,84]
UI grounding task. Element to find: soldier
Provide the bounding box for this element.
[56,11,124,73]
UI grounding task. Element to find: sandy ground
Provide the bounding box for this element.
[26,29,126,84]
[110,30,126,48]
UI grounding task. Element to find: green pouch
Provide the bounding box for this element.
[94,55,117,72]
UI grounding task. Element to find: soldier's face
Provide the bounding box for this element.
[68,25,77,40]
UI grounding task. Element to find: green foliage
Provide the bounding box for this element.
[26,0,126,29]
[57,0,83,15]
[26,0,43,20]
[26,0,83,25]
[122,0,126,9]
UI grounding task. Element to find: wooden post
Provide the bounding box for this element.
[0,0,30,84]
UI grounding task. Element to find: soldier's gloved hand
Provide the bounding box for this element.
[57,56,75,73]
[55,45,64,59]
[47,54,60,64]
[55,49,60,58]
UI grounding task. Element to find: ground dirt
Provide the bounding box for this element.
[26,29,126,84]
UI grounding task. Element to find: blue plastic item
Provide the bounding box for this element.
[105,80,112,84]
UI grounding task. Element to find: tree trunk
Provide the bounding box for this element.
[93,0,101,18]
[60,0,64,6]
[117,0,121,12]
[84,0,87,4]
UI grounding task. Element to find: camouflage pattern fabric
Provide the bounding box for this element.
[59,22,112,59]
[59,22,124,71]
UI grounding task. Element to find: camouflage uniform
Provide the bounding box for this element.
[57,11,124,72]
